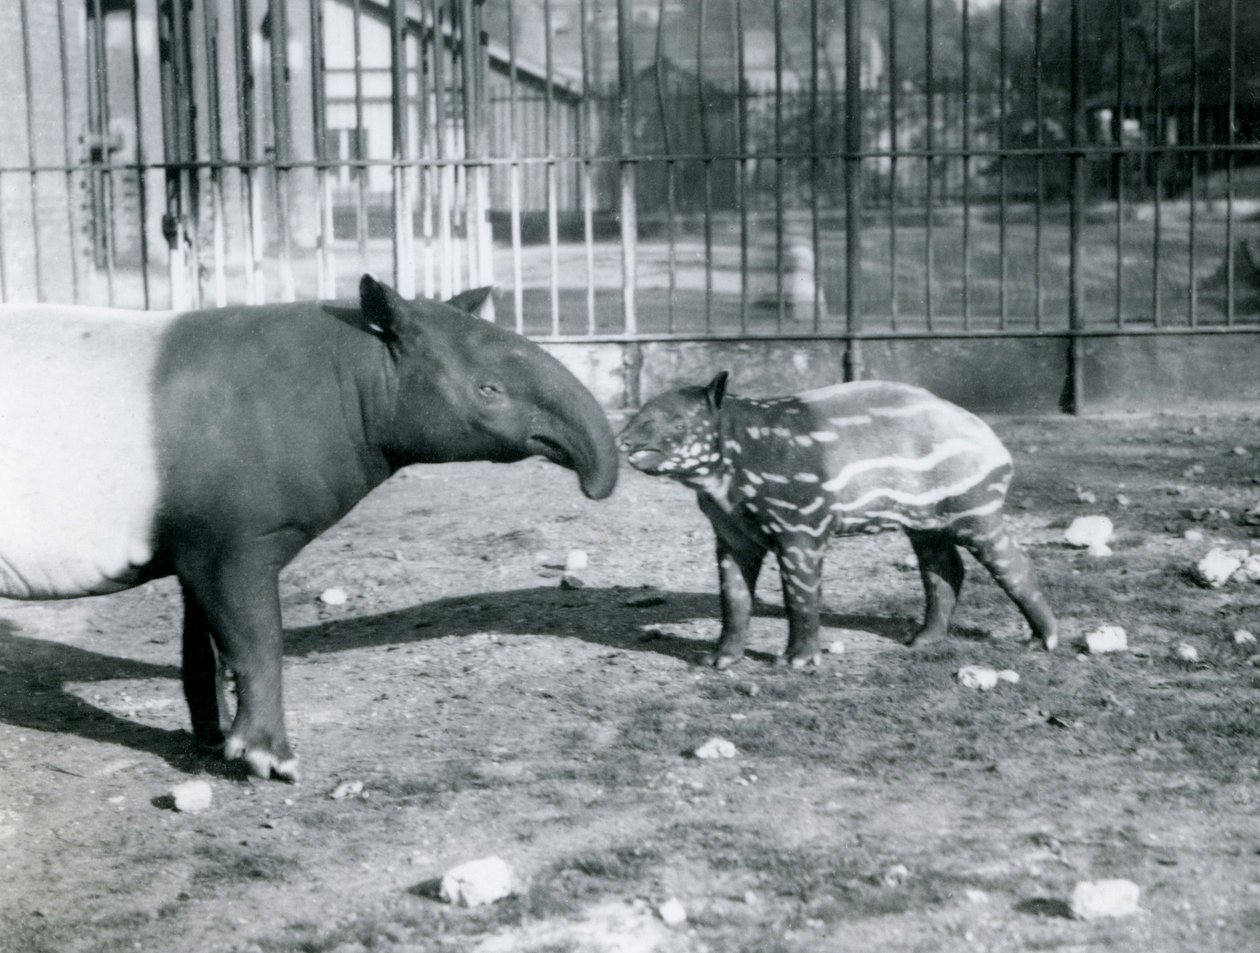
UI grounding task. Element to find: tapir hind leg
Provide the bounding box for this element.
[953,515,1058,651]
[178,550,298,781]
[905,529,965,647]
[180,585,234,750]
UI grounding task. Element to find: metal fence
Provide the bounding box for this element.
[1,0,1257,407]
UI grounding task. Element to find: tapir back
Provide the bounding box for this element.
[734,381,1013,535]
[0,305,176,598]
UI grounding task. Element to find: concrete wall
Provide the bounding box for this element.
[539,332,1260,415]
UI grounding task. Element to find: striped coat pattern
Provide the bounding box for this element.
[619,373,1058,669]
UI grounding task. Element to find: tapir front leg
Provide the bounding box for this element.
[705,535,766,669]
[178,549,298,781]
[775,537,826,668]
[180,585,234,750]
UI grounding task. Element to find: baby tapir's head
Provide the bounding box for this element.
[618,371,729,479]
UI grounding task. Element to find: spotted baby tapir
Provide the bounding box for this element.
[618,373,1058,668]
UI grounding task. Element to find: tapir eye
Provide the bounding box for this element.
[478,383,504,399]
[672,421,687,434]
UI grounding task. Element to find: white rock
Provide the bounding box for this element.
[658,897,687,926]
[329,779,364,800]
[564,549,589,572]
[825,639,845,655]
[1194,548,1244,588]
[694,737,737,760]
[1070,879,1141,920]
[1087,542,1113,558]
[1232,445,1250,456]
[1240,555,1260,583]
[1233,629,1257,645]
[170,780,212,813]
[1174,643,1199,663]
[1114,493,1130,507]
[1074,486,1098,504]
[997,669,1021,684]
[1183,529,1205,543]
[1065,516,1114,550]
[881,863,911,887]
[957,666,1000,691]
[1085,625,1128,654]
[439,856,514,907]
[318,587,348,606]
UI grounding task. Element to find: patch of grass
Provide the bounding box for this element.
[190,841,291,888]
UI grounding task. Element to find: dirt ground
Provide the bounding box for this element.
[1,410,1259,953]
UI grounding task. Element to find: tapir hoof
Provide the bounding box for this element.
[224,736,300,783]
[907,626,948,649]
[702,650,742,670]
[1037,630,1059,652]
[775,652,820,670]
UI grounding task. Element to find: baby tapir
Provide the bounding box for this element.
[618,372,1058,668]
[0,276,619,781]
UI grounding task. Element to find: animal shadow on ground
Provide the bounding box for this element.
[0,590,913,773]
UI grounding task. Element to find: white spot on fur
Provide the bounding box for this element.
[794,473,820,483]
[809,431,840,442]
[798,497,826,516]
[792,434,814,447]
[761,473,790,484]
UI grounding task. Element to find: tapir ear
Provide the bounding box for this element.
[705,370,730,410]
[446,286,494,318]
[358,274,412,352]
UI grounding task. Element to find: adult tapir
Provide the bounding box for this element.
[0,275,618,781]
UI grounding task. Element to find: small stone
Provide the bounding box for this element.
[170,780,212,814]
[318,587,348,606]
[996,669,1021,684]
[694,737,737,760]
[825,639,845,655]
[1085,625,1128,654]
[564,549,588,572]
[957,666,1000,691]
[893,553,918,571]
[1087,542,1113,558]
[1070,879,1141,920]
[1239,555,1260,583]
[1233,629,1257,646]
[1064,516,1114,550]
[1193,548,1244,588]
[559,573,586,590]
[881,863,911,887]
[1183,529,1205,543]
[740,683,760,697]
[658,898,687,926]
[439,856,514,907]
[1114,493,1130,507]
[329,779,364,800]
[965,888,990,905]
[1232,446,1249,456]
[1183,463,1206,478]
[1174,643,1199,663]
[1074,486,1098,504]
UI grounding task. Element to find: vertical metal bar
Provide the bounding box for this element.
[460,0,489,294]
[1226,0,1237,326]
[507,0,524,332]
[960,0,970,328]
[923,0,934,330]
[809,0,822,331]
[56,0,81,303]
[1034,0,1044,330]
[90,0,118,306]
[735,0,748,333]
[1151,0,1162,327]
[352,0,368,269]
[579,0,596,335]
[887,0,898,330]
[1188,0,1199,326]
[268,0,295,302]
[429,0,452,299]
[310,0,335,298]
[773,0,785,331]
[997,0,1008,328]
[18,0,45,301]
[844,0,863,380]
[390,0,413,297]
[543,0,560,333]
[202,0,228,306]
[417,7,435,298]
[234,0,263,303]
[617,0,637,336]
[698,0,713,333]
[654,0,676,331]
[1067,0,1085,412]
[1113,0,1124,327]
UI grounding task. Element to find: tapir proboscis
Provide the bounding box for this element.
[0,275,620,781]
[618,372,1058,669]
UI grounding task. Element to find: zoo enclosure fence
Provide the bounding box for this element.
[1,0,1257,411]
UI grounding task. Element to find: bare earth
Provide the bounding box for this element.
[1,411,1258,953]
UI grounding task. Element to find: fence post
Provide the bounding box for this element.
[617,0,637,336]
[843,0,863,381]
[389,0,414,297]
[1065,0,1085,413]
[460,0,493,302]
